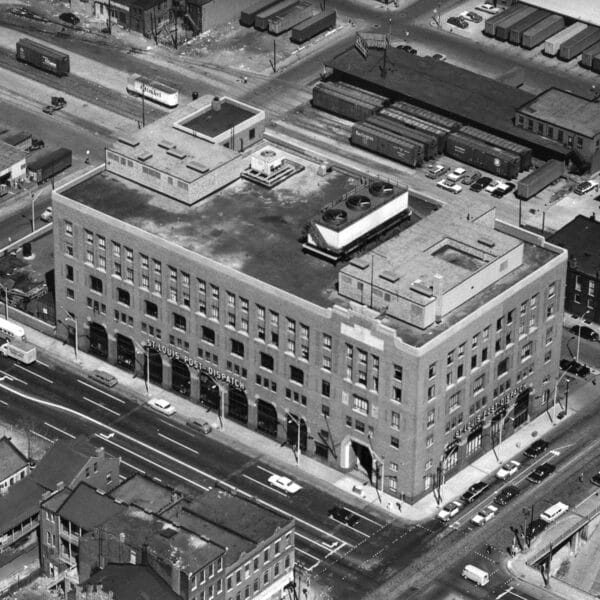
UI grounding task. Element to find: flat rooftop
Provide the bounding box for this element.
[518,88,600,137]
[327,47,568,156]
[0,140,26,171]
[110,474,179,514]
[520,0,600,27]
[548,214,600,275]
[181,100,256,138]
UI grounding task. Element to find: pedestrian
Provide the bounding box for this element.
[396,502,402,512]
[579,473,584,483]
[486,544,492,554]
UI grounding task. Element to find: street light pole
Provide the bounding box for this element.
[565,377,571,414]
[287,412,302,467]
[552,367,573,422]
[31,193,36,233]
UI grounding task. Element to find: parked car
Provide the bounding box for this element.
[437,179,462,194]
[495,485,520,506]
[268,474,302,494]
[492,182,516,198]
[476,3,501,14]
[42,105,56,115]
[148,397,176,416]
[471,176,492,192]
[430,53,446,61]
[426,164,448,179]
[463,171,481,186]
[496,460,520,480]
[398,44,417,55]
[40,207,53,222]
[523,439,549,458]
[329,506,360,526]
[88,370,118,388]
[446,167,467,183]
[186,419,212,434]
[485,180,505,194]
[470,504,498,526]
[526,518,548,541]
[574,180,599,195]
[447,16,469,29]
[461,481,489,504]
[527,462,556,484]
[59,12,80,25]
[591,472,600,487]
[437,500,463,522]
[460,10,483,23]
[560,359,590,378]
[29,138,44,151]
[570,324,599,342]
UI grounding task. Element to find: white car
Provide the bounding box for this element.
[485,179,504,193]
[496,460,521,480]
[267,474,302,494]
[437,179,462,194]
[437,500,463,522]
[148,397,176,416]
[446,167,467,183]
[40,207,53,222]
[476,3,501,14]
[470,504,498,526]
[426,164,448,179]
[574,180,599,195]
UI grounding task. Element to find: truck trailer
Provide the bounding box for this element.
[508,9,550,46]
[0,340,36,364]
[520,14,565,49]
[559,26,600,61]
[27,147,72,183]
[269,0,314,35]
[16,38,70,76]
[543,22,587,56]
[516,160,564,200]
[290,9,336,43]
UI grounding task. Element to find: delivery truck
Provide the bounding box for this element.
[0,340,36,364]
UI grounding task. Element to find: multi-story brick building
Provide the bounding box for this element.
[52,101,567,503]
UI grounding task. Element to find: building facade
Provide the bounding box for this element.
[0,436,29,493]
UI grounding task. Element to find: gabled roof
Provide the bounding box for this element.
[83,564,180,600]
[31,435,104,491]
[52,482,124,530]
[0,436,29,481]
[0,478,45,533]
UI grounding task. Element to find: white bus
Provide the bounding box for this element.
[126,74,179,108]
[0,317,26,342]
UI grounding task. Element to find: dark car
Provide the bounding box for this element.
[560,359,590,378]
[186,419,212,434]
[461,481,489,504]
[447,16,468,28]
[570,324,599,342]
[470,176,492,192]
[329,506,360,526]
[527,462,556,484]
[591,472,600,487]
[492,182,516,198]
[59,12,80,25]
[463,171,481,186]
[523,439,549,458]
[526,518,548,541]
[495,485,520,506]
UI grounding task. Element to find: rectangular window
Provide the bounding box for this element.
[390,436,399,448]
[153,260,161,275]
[427,384,435,400]
[117,288,130,306]
[321,380,330,397]
[287,318,296,335]
[391,411,400,429]
[202,326,215,344]
[290,366,304,385]
[473,375,484,394]
[449,391,460,411]
[393,387,402,403]
[231,339,244,357]
[322,355,331,371]
[173,313,186,331]
[323,334,332,349]
[353,395,369,415]
[521,342,532,361]
[260,352,274,371]
[426,409,435,427]
[90,275,103,293]
[428,363,436,378]
[394,365,403,381]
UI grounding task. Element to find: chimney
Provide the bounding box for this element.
[171,559,182,594]
[591,212,596,222]
[211,96,222,111]
[432,273,444,324]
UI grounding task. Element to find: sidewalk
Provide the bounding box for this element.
[15,321,596,523]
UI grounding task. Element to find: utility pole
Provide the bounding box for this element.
[107,0,112,34]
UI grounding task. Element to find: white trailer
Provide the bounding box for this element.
[543,22,587,56]
[0,340,36,364]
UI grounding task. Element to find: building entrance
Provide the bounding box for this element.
[513,390,530,428]
[228,388,248,424]
[286,414,307,452]
[116,334,135,371]
[88,322,108,358]
[200,373,220,411]
[171,358,190,397]
[257,400,278,438]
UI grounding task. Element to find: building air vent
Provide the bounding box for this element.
[379,270,399,283]
[322,209,347,224]
[137,152,152,162]
[167,149,187,160]
[118,137,139,147]
[477,236,496,248]
[410,279,434,297]
[158,139,177,150]
[369,181,394,196]
[350,258,369,270]
[345,195,371,211]
[187,161,210,174]
[160,527,178,539]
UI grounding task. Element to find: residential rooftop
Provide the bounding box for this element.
[0,139,26,170]
[327,47,568,156]
[110,474,181,514]
[0,436,28,481]
[0,478,44,533]
[517,88,600,137]
[548,214,600,274]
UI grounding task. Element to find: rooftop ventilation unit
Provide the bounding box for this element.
[118,137,140,147]
[137,152,152,162]
[410,280,434,297]
[322,209,348,224]
[158,139,177,150]
[369,181,394,196]
[167,149,187,160]
[346,195,371,211]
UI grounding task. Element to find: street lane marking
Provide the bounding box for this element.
[0,399,7,406]
[295,546,321,564]
[83,396,120,416]
[0,382,346,546]
[37,360,50,368]
[77,380,126,404]
[327,516,369,538]
[15,364,53,383]
[257,464,277,476]
[157,432,199,454]
[242,474,288,497]
[153,477,162,483]
[44,422,75,439]
[342,506,384,528]
[121,459,145,475]
[31,430,54,443]
[0,370,26,385]
[96,434,210,491]
[295,531,345,552]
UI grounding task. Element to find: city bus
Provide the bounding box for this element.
[0,317,26,342]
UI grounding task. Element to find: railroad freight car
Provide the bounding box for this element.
[508,9,550,45]
[291,9,336,43]
[581,41,600,68]
[255,0,298,30]
[312,83,383,121]
[483,4,526,38]
[378,107,449,153]
[16,38,69,76]
[391,102,461,132]
[543,22,587,56]
[516,159,564,200]
[334,82,389,106]
[521,15,566,50]
[27,148,72,183]
[459,125,532,171]
[351,122,421,167]
[559,26,600,61]
[366,115,437,160]
[446,133,520,179]
[240,0,281,26]
[495,6,537,42]
[269,0,314,35]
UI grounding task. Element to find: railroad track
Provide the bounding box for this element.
[0,45,165,124]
